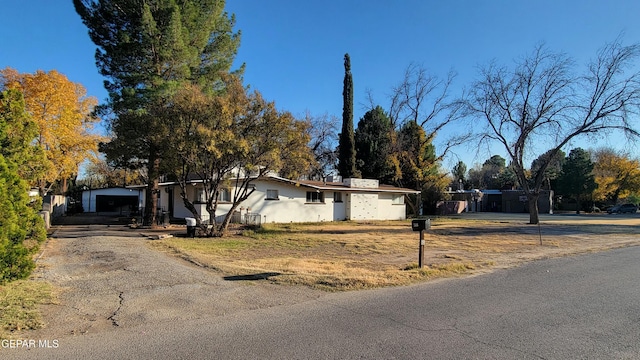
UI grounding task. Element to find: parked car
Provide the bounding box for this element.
[607,203,638,214]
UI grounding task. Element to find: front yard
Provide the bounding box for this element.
[151,216,640,291]
[3,215,640,340]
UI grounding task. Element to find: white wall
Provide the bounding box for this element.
[344,178,379,188]
[243,181,334,223]
[377,193,407,220]
[154,179,409,223]
[170,180,336,223]
[43,194,66,218]
[347,193,379,220]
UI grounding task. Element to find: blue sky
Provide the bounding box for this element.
[1,1,639,170]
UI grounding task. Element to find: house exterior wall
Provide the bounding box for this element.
[169,186,195,219]
[377,193,406,220]
[43,194,66,218]
[344,178,379,189]
[145,178,412,223]
[347,193,379,220]
[242,180,335,223]
[169,180,336,224]
[332,191,346,221]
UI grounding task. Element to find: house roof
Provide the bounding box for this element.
[264,176,421,194]
[126,174,420,194]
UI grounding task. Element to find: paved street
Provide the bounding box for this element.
[3,227,640,359]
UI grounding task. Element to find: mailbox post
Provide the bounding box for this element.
[411,219,430,268]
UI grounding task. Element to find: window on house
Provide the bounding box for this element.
[333,192,343,203]
[195,188,206,203]
[217,188,231,202]
[306,191,325,203]
[392,194,404,205]
[266,189,279,200]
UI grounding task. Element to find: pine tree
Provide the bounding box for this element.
[355,106,394,183]
[451,161,467,189]
[557,148,597,213]
[338,53,358,178]
[74,0,241,225]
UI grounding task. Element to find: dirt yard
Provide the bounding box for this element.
[5,212,640,340]
[150,213,640,290]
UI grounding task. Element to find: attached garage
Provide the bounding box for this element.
[82,187,143,214]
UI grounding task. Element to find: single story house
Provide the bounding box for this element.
[442,189,554,214]
[109,175,419,223]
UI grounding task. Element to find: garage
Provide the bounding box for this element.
[82,187,143,214]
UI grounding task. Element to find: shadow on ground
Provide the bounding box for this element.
[52,213,129,226]
[223,272,282,281]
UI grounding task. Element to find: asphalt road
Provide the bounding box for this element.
[4,237,640,359]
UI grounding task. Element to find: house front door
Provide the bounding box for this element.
[333,191,346,220]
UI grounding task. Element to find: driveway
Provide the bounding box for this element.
[7,239,640,359]
[29,224,323,337]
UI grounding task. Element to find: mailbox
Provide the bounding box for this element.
[411,219,430,231]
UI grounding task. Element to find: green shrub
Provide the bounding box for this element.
[0,154,45,284]
[0,90,47,284]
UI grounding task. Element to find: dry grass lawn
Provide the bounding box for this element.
[151,215,640,291]
[0,280,55,340]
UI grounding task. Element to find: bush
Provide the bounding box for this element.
[0,156,46,284]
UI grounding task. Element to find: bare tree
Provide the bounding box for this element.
[388,64,470,165]
[383,64,470,214]
[466,40,640,224]
[303,111,339,180]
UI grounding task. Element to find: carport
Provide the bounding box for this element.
[82,187,143,214]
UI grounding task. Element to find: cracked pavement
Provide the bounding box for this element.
[30,225,324,337]
[7,224,639,359]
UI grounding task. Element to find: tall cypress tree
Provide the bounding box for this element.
[338,53,358,178]
[74,0,241,225]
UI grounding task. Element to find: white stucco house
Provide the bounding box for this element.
[111,175,419,224]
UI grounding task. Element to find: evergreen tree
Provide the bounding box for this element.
[397,121,447,215]
[530,149,566,190]
[557,148,597,213]
[451,161,467,189]
[355,106,395,183]
[467,155,517,190]
[338,53,358,178]
[74,0,241,225]
[0,89,47,283]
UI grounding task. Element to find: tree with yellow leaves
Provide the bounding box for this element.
[592,148,640,204]
[0,68,102,195]
[160,75,314,236]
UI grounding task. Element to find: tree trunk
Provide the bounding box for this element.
[144,149,160,227]
[214,185,258,237]
[528,193,540,224]
[181,197,202,224]
[216,204,241,237]
[404,194,418,217]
